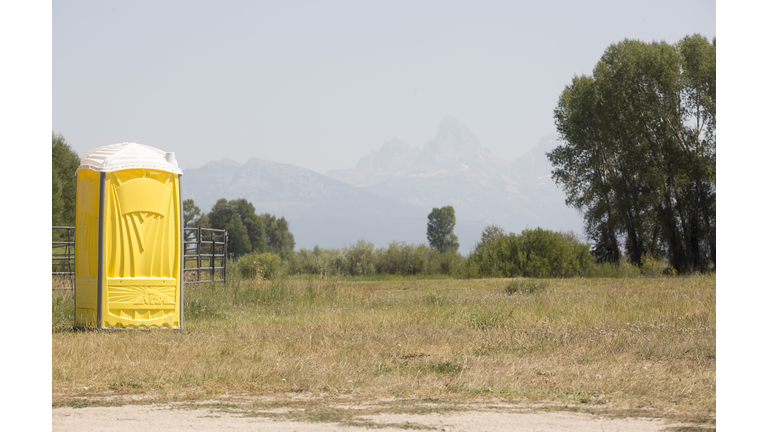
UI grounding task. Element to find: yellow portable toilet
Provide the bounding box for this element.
[74,143,184,330]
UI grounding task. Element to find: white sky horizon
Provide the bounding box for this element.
[178,119,559,174]
[53,0,715,174]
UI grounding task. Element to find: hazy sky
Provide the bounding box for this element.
[53,0,715,173]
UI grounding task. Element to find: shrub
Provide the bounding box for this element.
[345,240,376,276]
[236,252,282,279]
[585,258,642,278]
[286,246,349,276]
[466,227,593,278]
[376,242,429,275]
[640,255,674,277]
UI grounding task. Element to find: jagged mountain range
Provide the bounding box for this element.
[181,117,583,253]
[182,156,359,219]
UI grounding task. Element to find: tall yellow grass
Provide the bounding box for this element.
[52,275,715,421]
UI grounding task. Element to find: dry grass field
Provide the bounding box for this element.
[52,274,715,428]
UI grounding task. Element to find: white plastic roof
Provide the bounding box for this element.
[77,142,182,174]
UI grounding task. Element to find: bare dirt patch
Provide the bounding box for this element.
[52,398,703,432]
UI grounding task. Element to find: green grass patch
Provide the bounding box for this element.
[428,361,464,374]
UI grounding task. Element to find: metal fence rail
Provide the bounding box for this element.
[51,226,228,289]
[183,227,228,284]
[52,226,75,289]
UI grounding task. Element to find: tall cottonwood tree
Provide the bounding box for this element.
[427,206,459,253]
[262,213,295,259]
[548,35,715,273]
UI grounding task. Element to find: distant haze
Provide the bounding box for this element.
[182,117,584,252]
[54,1,716,175]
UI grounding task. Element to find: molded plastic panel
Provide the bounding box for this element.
[102,169,181,328]
[74,169,101,328]
[102,169,182,329]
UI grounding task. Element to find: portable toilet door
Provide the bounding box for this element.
[74,143,184,330]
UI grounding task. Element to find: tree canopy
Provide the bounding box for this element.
[548,35,715,273]
[182,199,210,242]
[427,206,459,253]
[52,133,80,228]
[206,198,295,258]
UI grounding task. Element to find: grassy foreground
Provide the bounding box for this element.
[52,275,715,424]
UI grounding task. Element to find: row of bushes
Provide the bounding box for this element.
[286,240,465,277]
[231,227,676,280]
[236,240,464,279]
[464,226,674,278]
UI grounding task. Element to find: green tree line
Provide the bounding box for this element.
[52,133,79,229]
[184,198,295,259]
[233,225,670,280]
[548,34,715,274]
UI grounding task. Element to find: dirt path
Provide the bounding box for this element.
[53,402,686,431]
